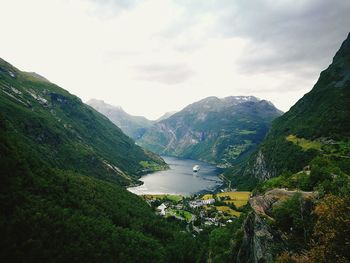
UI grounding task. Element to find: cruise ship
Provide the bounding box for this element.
[193,165,200,172]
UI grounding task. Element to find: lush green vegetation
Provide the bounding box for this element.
[286,134,323,151]
[168,209,194,222]
[0,59,203,262]
[0,58,167,186]
[256,152,350,262]
[230,35,350,262]
[143,194,183,202]
[206,205,251,263]
[226,33,350,190]
[0,115,207,262]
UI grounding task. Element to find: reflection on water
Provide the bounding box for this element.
[127,156,223,196]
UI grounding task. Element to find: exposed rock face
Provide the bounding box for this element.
[138,96,282,166]
[249,189,314,219]
[236,212,277,263]
[236,189,314,263]
[244,150,274,181]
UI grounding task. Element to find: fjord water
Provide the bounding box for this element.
[128,156,223,196]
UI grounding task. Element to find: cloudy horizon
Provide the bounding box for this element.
[1,0,349,119]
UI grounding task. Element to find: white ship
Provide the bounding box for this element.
[193,165,200,172]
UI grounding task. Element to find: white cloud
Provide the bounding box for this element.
[0,0,349,119]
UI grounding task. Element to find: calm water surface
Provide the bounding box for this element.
[127,156,223,196]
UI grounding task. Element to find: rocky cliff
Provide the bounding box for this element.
[236,189,314,263]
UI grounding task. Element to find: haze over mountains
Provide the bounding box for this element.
[87,99,178,140]
[87,99,154,140]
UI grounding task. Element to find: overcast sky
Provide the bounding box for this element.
[1,0,349,119]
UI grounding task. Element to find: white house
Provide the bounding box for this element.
[202,198,215,205]
[157,203,167,216]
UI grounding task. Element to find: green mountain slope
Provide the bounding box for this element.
[233,34,350,263]
[87,99,154,140]
[229,33,350,189]
[0,58,200,262]
[138,96,282,167]
[0,117,200,262]
[0,58,167,185]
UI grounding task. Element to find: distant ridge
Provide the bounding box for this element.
[87,99,154,139]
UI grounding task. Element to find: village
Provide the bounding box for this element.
[141,191,251,234]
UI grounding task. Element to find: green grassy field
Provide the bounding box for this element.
[215,206,241,217]
[169,209,194,222]
[202,191,251,208]
[286,134,322,151]
[143,194,183,202]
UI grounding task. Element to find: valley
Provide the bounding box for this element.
[89,96,283,168]
[0,20,349,263]
[141,191,251,231]
[85,33,350,262]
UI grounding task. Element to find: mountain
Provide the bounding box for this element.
[228,33,350,188]
[138,96,282,167]
[233,34,350,263]
[0,58,204,262]
[87,99,154,140]
[0,59,168,186]
[156,111,177,122]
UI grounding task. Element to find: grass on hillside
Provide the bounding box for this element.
[202,191,251,208]
[139,161,168,172]
[223,200,249,207]
[238,130,257,135]
[215,206,241,217]
[168,209,194,222]
[286,135,322,151]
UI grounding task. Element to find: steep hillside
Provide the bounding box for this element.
[87,99,154,140]
[138,96,282,167]
[0,58,167,186]
[229,33,350,263]
[235,155,350,262]
[228,33,350,188]
[0,58,201,262]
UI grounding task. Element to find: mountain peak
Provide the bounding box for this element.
[87,99,153,140]
[221,95,260,104]
[182,95,275,114]
[87,99,124,112]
